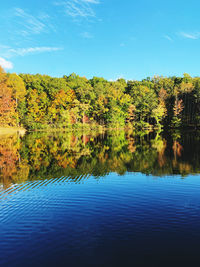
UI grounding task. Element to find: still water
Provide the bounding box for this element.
[0,130,200,266]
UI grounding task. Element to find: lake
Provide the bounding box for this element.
[0,130,200,266]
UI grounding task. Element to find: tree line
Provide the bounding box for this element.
[0,66,200,130]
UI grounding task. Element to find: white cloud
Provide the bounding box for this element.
[80,31,93,38]
[83,0,99,3]
[8,47,63,56]
[54,0,100,18]
[164,35,173,42]
[0,45,63,59]
[14,8,47,35]
[0,46,62,69]
[0,57,13,69]
[0,45,10,49]
[180,32,200,39]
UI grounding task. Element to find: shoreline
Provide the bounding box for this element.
[0,127,26,136]
[0,125,199,137]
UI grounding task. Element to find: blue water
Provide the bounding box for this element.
[1,172,200,266]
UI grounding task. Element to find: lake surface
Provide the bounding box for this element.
[0,130,200,266]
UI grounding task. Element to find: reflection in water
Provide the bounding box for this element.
[0,130,200,188]
[1,130,200,266]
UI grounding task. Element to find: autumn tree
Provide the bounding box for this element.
[7,73,26,126]
[0,67,17,127]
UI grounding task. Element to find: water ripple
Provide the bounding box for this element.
[1,173,200,266]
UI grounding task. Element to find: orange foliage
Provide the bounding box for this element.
[173,141,183,158]
[174,99,184,117]
[0,135,19,186]
[0,67,17,126]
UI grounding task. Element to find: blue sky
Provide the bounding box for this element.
[0,0,200,80]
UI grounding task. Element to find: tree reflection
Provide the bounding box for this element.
[0,134,29,188]
[0,130,200,187]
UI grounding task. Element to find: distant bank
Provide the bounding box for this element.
[0,127,26,136]
[1,66,200,131]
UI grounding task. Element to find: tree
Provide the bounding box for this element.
[7,73,26,126]
[0,67,17,127]
[127,82,158,128]
[48,89,75,126]
[7,73,26,106]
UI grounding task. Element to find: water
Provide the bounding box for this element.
[0,130,200,266]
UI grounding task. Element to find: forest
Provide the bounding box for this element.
[0,66,200,130]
